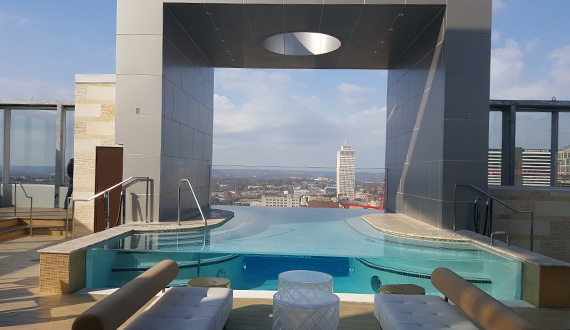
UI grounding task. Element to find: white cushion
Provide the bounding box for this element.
[125,287,233,330]
[374,294,479,330]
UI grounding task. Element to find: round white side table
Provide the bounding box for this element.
[273,288,339,330]
[278,270,333,292]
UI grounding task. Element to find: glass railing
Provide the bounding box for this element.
[0,183,68,208]
[0,165,387,210]
[210,165,386,210]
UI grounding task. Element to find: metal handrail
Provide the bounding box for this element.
[67,176,150,238]
[454,184,535,251]
[14,182,33,237]
[178,178,208,278]
[491,231,510,246]
[178,179,207,229]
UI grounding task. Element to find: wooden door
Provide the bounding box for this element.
[94,146,123,232]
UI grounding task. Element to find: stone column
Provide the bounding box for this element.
[73,74,118,237]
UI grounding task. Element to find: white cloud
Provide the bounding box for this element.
[213,69,385,167]
[494,80,556,100]
[525,38,540,52]
[0,77,73,100]
[491,39,524,94]
[0,11,31,30]
[492,0,507,11]
[491,41,570,100]
[491,30,501,43]
[549,45,570,85]
[337,83,374,108]
[215,69,292,98]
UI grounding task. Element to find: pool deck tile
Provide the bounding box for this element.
[362,213,570,267]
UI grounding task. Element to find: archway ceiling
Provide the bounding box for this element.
[165,2,445,69]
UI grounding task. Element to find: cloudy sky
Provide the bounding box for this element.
[1,0,570,168]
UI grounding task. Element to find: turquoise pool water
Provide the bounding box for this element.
[86,206,522,299]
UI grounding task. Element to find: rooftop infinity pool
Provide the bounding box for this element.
[85,206,522,299]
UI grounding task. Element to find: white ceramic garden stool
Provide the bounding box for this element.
[278,270,334,292]
[273,288,339,330]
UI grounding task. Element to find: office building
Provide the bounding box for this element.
[336,145,355,201]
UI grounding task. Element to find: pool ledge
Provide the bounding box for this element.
[37,209,234,294]
[362,213,570,308]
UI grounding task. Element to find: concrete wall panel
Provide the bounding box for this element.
[158,7,214,221]
[117,0,163,35]
[115,75,162,116]
[116,35,163,76]
[386,0,492,229]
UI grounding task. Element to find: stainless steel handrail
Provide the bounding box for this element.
[178,179,207,229]
[14,182,33,237]
[65,197,72,238]
[178,178,208,277]
[454,184,535,251]
[67,176,150,238]
[491,231,510,246]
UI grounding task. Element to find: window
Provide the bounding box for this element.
[488,111,502,185]
[10,110,57,184]
[515,112,551,187]
[557,112,570,186]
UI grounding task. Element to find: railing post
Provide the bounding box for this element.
[145,177,149,223]
[122,189,126,225]
[530,213,534,251]
[104,191,110,229]
[71,200,76,239]
[13,182,16,217]
[453,184,457,231]
[177,180,185,226]
[65,198,71,238]
[28,197,33,237]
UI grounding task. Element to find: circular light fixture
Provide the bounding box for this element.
[262,32,341,56]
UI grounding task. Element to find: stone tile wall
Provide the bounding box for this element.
[39,250,86,294]
[74,75,118,237]
[489,187,570,263]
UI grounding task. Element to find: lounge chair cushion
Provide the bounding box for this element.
[124,287,233,330]
[374,294,478,330]
[431,267,538,330]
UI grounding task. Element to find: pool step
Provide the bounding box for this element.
[115,232,209,250]
[363,257,487,276]
[242,255,350,277]
[0,218,70,240]
[0,223,28,241]
[111,254,239,272]
[105,253,240,288]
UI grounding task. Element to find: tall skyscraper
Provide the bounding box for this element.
[336,145,355,201]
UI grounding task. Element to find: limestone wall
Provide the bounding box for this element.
[489,186,570,263]
[73,74,118,237]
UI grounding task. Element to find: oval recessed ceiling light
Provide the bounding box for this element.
[261,32,341,56]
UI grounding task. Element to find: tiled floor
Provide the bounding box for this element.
[0,213,569,329]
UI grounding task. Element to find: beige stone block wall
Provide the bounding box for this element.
[523,262,570,308]
[74,75,119,237]
[489,187,570,263]
[39,250,86,294]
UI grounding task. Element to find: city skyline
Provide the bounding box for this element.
[1,1,570,168]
